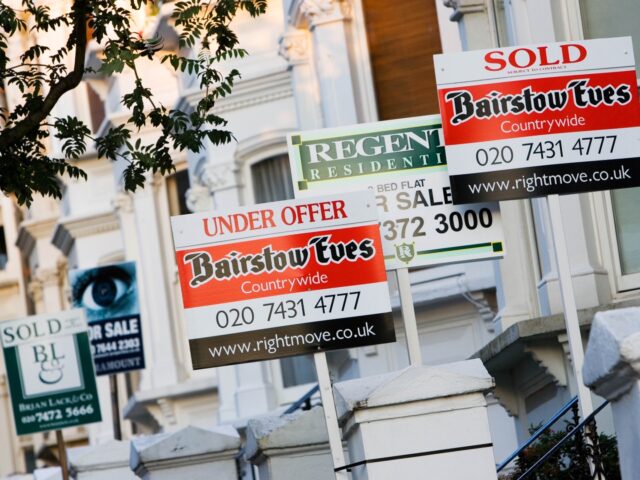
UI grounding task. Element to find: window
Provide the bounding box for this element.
[581,0,640,77]
[0,226,7,270]
[580,1,640,289]
[166,169,191,216]
[86,83,106,133]
[251,155,317,389]
[491,0,512,47]
[251,154,294,204]
[611,189,640,276]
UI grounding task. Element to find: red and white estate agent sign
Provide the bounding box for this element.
[171,191,394,369]
[434,37,640,203]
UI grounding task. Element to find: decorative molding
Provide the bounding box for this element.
[185,183,213,213]
[178,66,293,117]
[200,162,239,192]
[464,290,496,336]
[16,216,58,258]
[235,130,289,167]
[525,342,569,388]
[443,0,486,21]
[291,0,350,29]
[35,267,62,288]
[157,398,178,426]
[279,29,311,65]
[112,191,135,214]
[145,172,164,191]
[28,278,44,304]
[51,210,120,257]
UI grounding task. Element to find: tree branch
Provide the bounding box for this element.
[0,0,88,149]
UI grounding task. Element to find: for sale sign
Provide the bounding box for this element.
[69,261,145,375]
[434,37,640,203]
[171,191,394,369]
[287,116,505,269]
[1,310,102,435]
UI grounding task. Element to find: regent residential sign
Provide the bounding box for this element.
[1,310,102,435]
[69,261,145,375]
[287,116,505,269]
[171,191,394,368]
[434,37,640,203]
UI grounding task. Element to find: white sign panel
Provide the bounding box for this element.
[171,191,395,369]
[434,37,640,203]
[287,116,505,269]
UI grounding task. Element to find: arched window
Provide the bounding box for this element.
[251,154,294,204]
[251,155,317,388]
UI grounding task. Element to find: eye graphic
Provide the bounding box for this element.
[72,265,138,321]
[81,275,129,310]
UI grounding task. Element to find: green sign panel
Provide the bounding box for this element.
[1,309,102,435]
[289,120,446,190]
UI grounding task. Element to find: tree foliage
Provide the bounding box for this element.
[0,0,267,205]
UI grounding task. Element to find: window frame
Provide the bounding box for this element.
[573,0,640,292]
[492,0,640,294]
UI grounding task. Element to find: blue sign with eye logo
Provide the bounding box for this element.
[69,261,145,375]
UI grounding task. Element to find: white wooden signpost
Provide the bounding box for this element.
[434,36,640,419]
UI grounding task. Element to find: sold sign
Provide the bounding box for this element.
[434,37,640,203]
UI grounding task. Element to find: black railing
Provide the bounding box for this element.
[497,396,578,472]
[516,399,611,480]
[283,384,320,415]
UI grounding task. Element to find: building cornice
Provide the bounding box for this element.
[16,216,59,257]
[178,65,293,116]
[51,210,120,257]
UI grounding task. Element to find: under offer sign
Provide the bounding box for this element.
[434,37,640,203]
[287,116,505,269]
[171,191,394,369]
[0,310,102,435]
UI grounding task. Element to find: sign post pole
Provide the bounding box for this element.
[56,430,70,480]
[396,268,423,366]
[313,352,349,480]
[110,374,122,441]
[546,194,594,416]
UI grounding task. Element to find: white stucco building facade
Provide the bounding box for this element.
[0,0,639,477]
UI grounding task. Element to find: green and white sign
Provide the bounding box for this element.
[287,115,505,269]
[1,309,102,435]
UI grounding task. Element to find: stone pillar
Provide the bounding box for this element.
[36,267,64,314]
[291,0,358,127]
[130,426,241,480]
[69,440,136,480]
[131,177,180,389]
[494,201,541,330]
[583,307,640,480]
[245,406,336,480]
[334,359,498,480]
[279,28,324,130]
